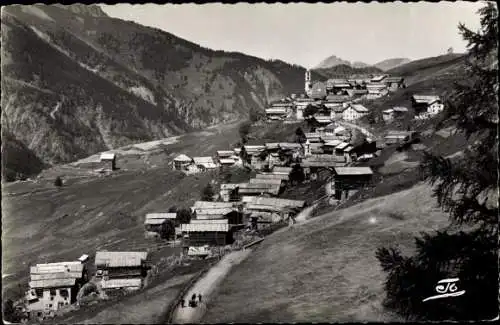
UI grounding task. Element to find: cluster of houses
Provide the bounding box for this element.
[265,70,445,124]
[142,120,386,257]
[24,251,150,320]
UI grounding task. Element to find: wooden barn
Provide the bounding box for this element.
[94,251,149,291]
[100,153,116,171]
[181,223,235,247]
[238,182,281,196]
[219,183,240,202]
[144,213,177,239]
[255,172,290,182]
[331,167,374,200]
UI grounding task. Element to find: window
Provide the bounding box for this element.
[49,289,56,296]
[48,304,52,308]
[35,288,43,297]
[59,289,69,298]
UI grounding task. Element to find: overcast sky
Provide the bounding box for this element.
[101,2,484,69]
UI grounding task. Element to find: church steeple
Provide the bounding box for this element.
[305,70,312,97]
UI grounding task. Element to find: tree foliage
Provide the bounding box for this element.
[3,299,21,323]
[238,121,252,144]
[295,127,307,144]
[201,183,215,201]
[239,146,250,165]
[176,208,192,224]
[303,105,317,118]
[229,187,240,202]
[289,164,305,185]
[376,4,498,321]
[54,176,63,187]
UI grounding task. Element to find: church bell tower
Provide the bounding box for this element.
[305,70,312,97]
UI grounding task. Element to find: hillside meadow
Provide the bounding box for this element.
[203,183,450,323]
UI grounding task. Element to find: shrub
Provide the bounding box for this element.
[201,183,215,201]
[54,176,63,187]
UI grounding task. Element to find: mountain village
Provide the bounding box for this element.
[11,68,447,322]
[3,3,497,324]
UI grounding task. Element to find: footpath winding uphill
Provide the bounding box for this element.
[171,203,318,323]
[171,249,253,324]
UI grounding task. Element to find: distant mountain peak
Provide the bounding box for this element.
[314,55,370,70]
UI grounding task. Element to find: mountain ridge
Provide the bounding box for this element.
[1,4,318,180]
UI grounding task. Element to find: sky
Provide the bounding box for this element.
[101,1,485,69]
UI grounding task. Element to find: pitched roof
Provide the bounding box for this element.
[219,158,237,164]
[350,104,369,113]
[366,83,387,89]
[216,150,235,157]
[249,178,283,185]
[333,106,347,113]
[101,278,142,289]
[29,278,76,289]
[241,196,306,208]
[325,95,350,103]
[392,106,409,112]
[193,156,217,168]
[244,145,266,154]
[334,167,374,176]
[95,251,148,268]
[145,213,177,220]
[181,223,230,232]
[301,155,346,167]
[193,201,236,209]
[244,204,285,213]
[324,139,342,147]
[173,154,192,162]
[335,142,351,150]
[238,183,281,195]
[195,208,235,216]
[412,95,441,103]
[266,108,289,114]
[265,143,280,150]
[383,109,394,114]
[371,75,388,82]
[220,183,240,190]
[272,166,292,174]
[32,262,84,275]
[256,173,289,181]
[190,218,229,224]
[100,152,116,161]
[313,115,333,123]
[30,272,80,281]
[144,218,167,225]
[279,143,303,150]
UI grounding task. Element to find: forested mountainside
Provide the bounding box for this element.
[1,4,317,179]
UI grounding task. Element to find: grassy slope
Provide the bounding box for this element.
[387,53,466,86]
[203,183,450,323]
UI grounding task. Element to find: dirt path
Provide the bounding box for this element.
[172,249,253,324]
[295,203,318,223]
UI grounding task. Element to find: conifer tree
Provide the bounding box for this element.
[376,3,498,321]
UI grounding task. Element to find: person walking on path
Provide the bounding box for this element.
[198,293,202,303]
[180,299,185,308]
